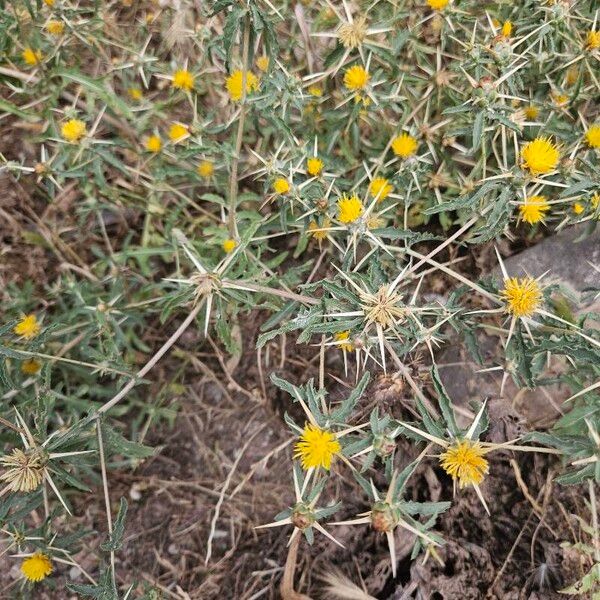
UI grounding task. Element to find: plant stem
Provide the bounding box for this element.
[228,16,251,237]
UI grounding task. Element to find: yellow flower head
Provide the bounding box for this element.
[573,202,584,215]
[21,553,53,583]
[306,157,324,177]
[168,123,188,143]
[369,177,393,202]
[501,20,512,37]
[427,0,450,10]
[44,0,55,5]
[307,85,322,97]
[294,424,341,470]
[172,69,194,91]
[586,30,600,50]
[524,105,539,120]
[391,133,418,158]
[46,19,64,35]
[308,218,330,241]
[337,194,364,223]
[501,276,542,318]
[21,359,42,375]
[518,195,550,225]
[14,314,41,340]
[61,119,86,143]
[22,48,43,66]
[222,239,237,253]
[198,160,214,178]
[256,55,269,72]
[334,331,354,352]
[553,93,568,107]
[272,177,290,195]
[128,87,143,101]
[440,440,488,489]
[565,67,579,86]
[226,70,259,102]
[584,124,600,149]
[520,137,560,175]
[591,193,600,210]
[145,135,162,153]
[343,65,369,92]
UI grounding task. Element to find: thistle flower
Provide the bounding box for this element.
[21,359,42,375]
[128,87,143,101]
[168,123,188,143]
[0,448,47,493]
[172,69,194,91]
[222,239,237,253]
[439,440,489,489]
[46,19,64,35]
[20,553,53,582]
[22,48,43,66]
[391,133,418,158]
[343,65,369,92]
[369,177,393,202]
[573,202,584,215]
[338,16,368,49]
[501,276,542,318]
[256,56,269,72]
[501,20,512,37]
[308,85,322,97]
[306,157,324,177]
[427,0,450,10]
[334,331,354,352]
[294,424,341,470]
[518,195,550,225]
[520,137,560,175]
[524,105,539,120]
[14,314,41,340]
[226,70,259,102]
[308,219,330,240]
[198,160,214,178]
[586,30,600,50]
[61,119,87,143]
[272,177,290,194]
[145,134,162,153]
[584,124,600,149]
[337,194,364,223]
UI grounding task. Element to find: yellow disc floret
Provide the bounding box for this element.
[145,135,162,153]
[369,177,393,202]
[501,276,542,318]
[518,195,550,225]
[222,239,237,253]
[14,314,41,340]
[21,553,53,583]
[198,160,214,178]
[391,133,418,158]
[168,123,188,142]
[61,119,87,143]
[440,440,489,489]
[294,424,341,470]
[226,70,259,102]
[46,20,64,35]
[520,137,560,175]
[22,48,43,66]
[427,0,450,10]
[586,30,600,50]
[343,65,369,92]
[337,194,364,223]
[584,124,600,149]
[172,69,194,91]
[307,157,324,177]
[272,178,291,194]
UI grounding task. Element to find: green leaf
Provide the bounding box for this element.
[100,497,128,552]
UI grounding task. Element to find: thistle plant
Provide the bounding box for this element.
[0,0,599,596]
